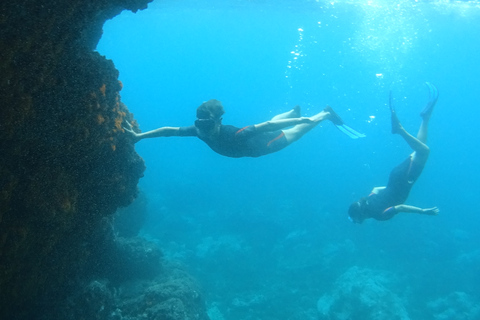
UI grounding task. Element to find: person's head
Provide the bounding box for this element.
[195,99,224,134]
[196,99,224,120]
[348,198,368,223]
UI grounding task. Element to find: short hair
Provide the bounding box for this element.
[196,99,225,120]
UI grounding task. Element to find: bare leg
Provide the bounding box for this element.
[271,105,301,121]
[391,83,438,165]
[416,115,430,144]
[392,112,430,163]
[417,82,438,143]
[282,106,337,144]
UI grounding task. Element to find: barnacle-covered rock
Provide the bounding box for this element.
[0,0,158,318]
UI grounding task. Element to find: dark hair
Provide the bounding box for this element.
[348,198,367,223]
[196,99,225,120]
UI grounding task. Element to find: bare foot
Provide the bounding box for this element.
[292,105,301,118]
[323,105,343,125]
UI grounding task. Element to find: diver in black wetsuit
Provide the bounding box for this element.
[348,83,440,223]
[124,99,364,158]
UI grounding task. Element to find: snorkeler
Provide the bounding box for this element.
[348,83,440,223]
[124,99,364,158]
[124,99,365,158]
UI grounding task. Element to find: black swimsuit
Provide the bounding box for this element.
[178,124,288,158]
[365,156,425,221]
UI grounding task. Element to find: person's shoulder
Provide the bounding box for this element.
[220,124,242,133]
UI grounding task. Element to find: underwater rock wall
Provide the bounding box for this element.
[0,0,151,317]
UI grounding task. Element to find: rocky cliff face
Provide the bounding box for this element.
[0,1,153,318]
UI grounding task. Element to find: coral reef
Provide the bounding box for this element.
[46,236,209,320]
[317,266,410,320]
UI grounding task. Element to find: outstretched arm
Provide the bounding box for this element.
[253,117,313,133]
[124,121,183,143]
[394,204,439,216]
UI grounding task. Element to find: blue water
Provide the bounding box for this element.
[98,1,480,318]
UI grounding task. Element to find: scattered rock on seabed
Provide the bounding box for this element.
[427,291,480,320]
[317,266,480,320]
[317,266,410,320]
